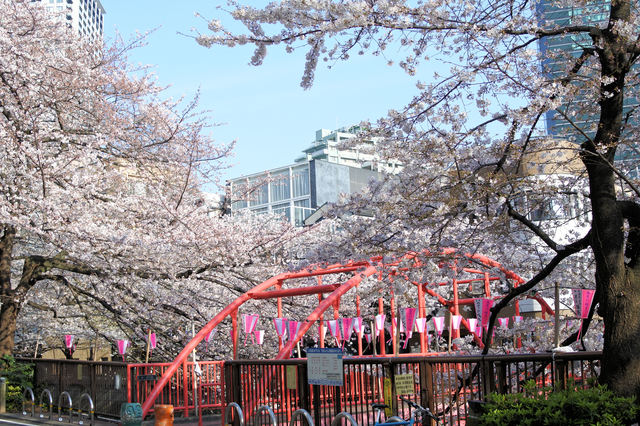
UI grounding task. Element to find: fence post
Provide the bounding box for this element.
[555,358,567,391]
[419,360,435,419]
[298,363,310,412]
[496,361,507,394]
[480,357,495,398]
[312,385,321,426]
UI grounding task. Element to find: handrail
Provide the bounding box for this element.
[254,405,277,426]
[77,393,95,426]
[57,391,73,423]
[289,409,314,426]
[223,402,244,426]
[38,389,53,420]
[331,412,358,426]
[22,387,35,417]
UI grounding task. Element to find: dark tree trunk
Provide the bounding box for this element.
[586,3,640,398]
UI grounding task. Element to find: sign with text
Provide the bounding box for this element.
[307,347,344,386]
[395,374,415,395]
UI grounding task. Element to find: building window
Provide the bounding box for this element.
[270,170,290,202]
[248,180,268,206]
[291,166,310,197]
[272,203,291,222]
[294,199,312,226]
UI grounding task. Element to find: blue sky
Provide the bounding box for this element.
[101,1,419,189]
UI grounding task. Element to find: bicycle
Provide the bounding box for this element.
[372,396,439,426]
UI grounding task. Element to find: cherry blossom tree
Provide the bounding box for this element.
[0,0,303,359]
[199,0,640,397]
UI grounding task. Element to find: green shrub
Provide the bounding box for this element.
[478,381,638,426]
[0,355,34,412]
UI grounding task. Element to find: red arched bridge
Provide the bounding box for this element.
[139,249,554,417]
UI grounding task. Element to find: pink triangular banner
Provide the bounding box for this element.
[64,335,74,349]
[451,315,463,330]
[341,318,353,339]
[327,319,341,343]
[498,318,509,329]
[467,318,478,334]
[352,317,364,336]
[288,321,302,342]
[481,299,494,326]
[415,318,427,333]
[403,308,418,348]
[274,318,288,337]
[243,314,260,344]
[433,317,445,336]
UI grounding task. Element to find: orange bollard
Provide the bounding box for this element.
[154,404,174,426]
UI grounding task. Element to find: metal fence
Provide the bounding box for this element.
[127,360,224,417]
[224,351,602,425]
[18,358,128,419]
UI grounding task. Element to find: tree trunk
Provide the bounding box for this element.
[0,301,19,356]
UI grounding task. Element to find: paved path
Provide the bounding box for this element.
[0,413,222,426]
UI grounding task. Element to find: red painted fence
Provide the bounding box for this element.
[127,360,224,416]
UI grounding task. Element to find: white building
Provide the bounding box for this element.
[228,126,398,226]
[31,0,105,39]
[295,126,401,174]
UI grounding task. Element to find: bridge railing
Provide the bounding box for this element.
[224,351,602,426]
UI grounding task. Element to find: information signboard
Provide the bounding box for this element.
[307,347,344,386]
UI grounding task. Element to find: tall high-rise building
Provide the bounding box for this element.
[31,0,105,40]
[537,1,639,177]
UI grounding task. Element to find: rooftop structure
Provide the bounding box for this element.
[228,126,398,226]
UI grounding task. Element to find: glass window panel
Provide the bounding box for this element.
[272,203,291,222]
[292,166,310,197]
[248,180,268,206]
[270,171,290,202]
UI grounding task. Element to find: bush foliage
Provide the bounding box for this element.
[0,355,34,412]
[479,381,638,426]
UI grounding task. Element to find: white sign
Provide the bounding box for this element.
[307,347,344,386]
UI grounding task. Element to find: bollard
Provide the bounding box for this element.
[120,403,143,426]
[0,377,6,414]
[154,404,174,426]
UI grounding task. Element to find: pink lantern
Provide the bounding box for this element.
[273,318,288,339]
[403,308,418,348]
[498,318,509,329]
[467,318,478,334]
[288,321,302,343]
[327,320,341,343]
[474,298,494,328]
[64,335,75,355]
[254,330,265,345]
[117,339,129,362]
[572,289,596,339]
[352,317,364,337]
[243,314,260,344]
[365,333,372,344]
[415,318,427,333]
[451,315,463,330]
[341,318,354,340]
[374,314,386,336]
[513,315,523,324]
[148,333,157,356]
[432,317,445,336]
